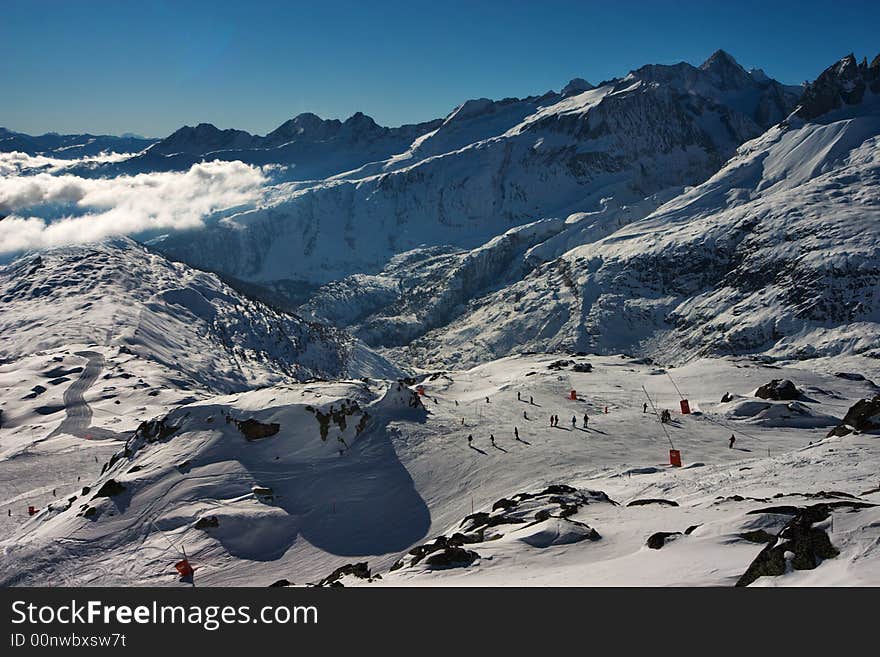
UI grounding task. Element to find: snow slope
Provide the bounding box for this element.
[0,238,398,392]
[0,238,399,549]
[2,353,878,587]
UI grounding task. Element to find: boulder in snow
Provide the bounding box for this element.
[827,395,880,437]
[755,379,801,401]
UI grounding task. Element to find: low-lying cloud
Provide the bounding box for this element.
[0,150,135,177]
[0,155,269,254]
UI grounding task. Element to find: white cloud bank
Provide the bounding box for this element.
[0,150,135,177]
[0,154,269,254]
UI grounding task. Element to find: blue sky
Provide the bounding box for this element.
[2,0,878,137]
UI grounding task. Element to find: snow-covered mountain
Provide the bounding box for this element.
[0,127,156,159]
[151,50,799,292]
[0,238,398,392]
[293,54,880,370]
[4,50,880,589]
[105,112,443,179]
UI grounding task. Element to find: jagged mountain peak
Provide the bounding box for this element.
[561,78,594,96]
[265,112,343,143]
[343,111,381,132]
[698,49,753,90]
[796,51,880,120]
[700,48,743,71]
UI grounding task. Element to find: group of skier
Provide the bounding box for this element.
[462,390,738,452]
[547,413,589,428]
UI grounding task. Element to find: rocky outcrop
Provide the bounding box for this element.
[755,379,800,401]
[391,535,481,572]
[93,479,126,498]
[194,516,219,530]
[627,498,679,507]
[315,562,372,587]
[306,399,368,441]
[646,531,681,549]
[736,504,839,586]
[827,395,880,437]
[135,417,179,443]
[796,53,880,120]
[233,418,280,440]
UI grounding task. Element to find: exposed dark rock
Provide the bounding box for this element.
[827,395,880,437]
[647,531,682,549]
[736,504,840,586]
[93,479,126,498]
[715,494,770,504]
[796,53,880,120]
[80,486,91,495]
[194,516,219,530]
[424,547,479,569]
[684,524,702,535]
[541,484,579,495]
[135,417,179,443]
[755,379,801,401]
[720,392,734,403]
[316,562,371,586]
[491,497,518,511]
[306,399,365,441]
[627,498,679,507]
[268,579,291,588]
[746,505,800,516]
[739,530,776,543]
[234,418,280,440]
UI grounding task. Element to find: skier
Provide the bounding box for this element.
[468,434,473,447]
[571,415,576,428]
[517,391,521,401]
[529,395,534,405]
[523,410,529,420]
[461,417,465,426]
[729,434,736,449]
[583,414,589,428]
[552,414,558,427]
[514,427,519,440]
[455,400,459,406]
[550,415,554,427]
[52,489,56,496]
[643,402,648,413]
[486,396,490,404]
[490,434,495,447]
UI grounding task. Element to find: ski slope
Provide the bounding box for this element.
[2,353,877,587]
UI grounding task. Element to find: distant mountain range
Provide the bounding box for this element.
[3,50,879,369]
